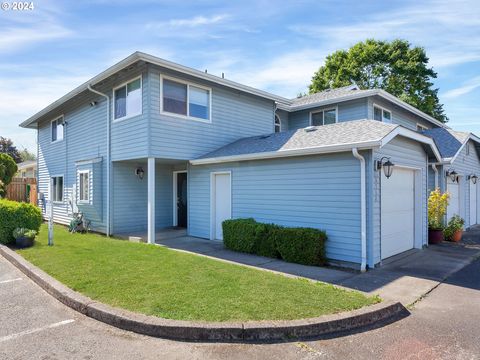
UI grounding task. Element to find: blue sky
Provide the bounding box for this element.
[1,0,479,152]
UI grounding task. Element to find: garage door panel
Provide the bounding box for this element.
[381,168,415,260]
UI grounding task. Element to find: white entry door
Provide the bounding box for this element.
[447,178,460,221]
[381,167,415,259]
[470,182,477,226]
[212,172,231,240]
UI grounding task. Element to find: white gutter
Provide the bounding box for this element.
[431,163,439,189]
[87,85,111,236]
[190,140,381,165]
[352,148,367,272]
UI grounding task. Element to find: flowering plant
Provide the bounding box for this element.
[428,188,449,230]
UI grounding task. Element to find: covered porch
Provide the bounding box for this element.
[111,158,189,243]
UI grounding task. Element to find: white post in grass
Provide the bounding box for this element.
[48,200,53,246]
[147,157,156,244]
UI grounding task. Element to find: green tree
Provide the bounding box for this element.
[309,39,447,122]
[0,154,18,198]
[19,148,36,161]
[0,137,22,163]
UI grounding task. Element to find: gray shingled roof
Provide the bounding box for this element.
[421,128,470,158]
[290,85,366,107]
[197,120,398,160]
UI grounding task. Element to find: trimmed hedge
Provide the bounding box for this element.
[0,199,43,245]
[222,218,326,266]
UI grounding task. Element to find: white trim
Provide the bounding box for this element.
[191,140,381,165]
[352,148,367,272]
[416,123,428,131]
[147,157,155,244]
[309,106,338,126]
[75,157,102,166]
[77,169,91,204]
[373,103,392,123]
[160,74,212,123]
[210,171,232,241]
[50,115,65,143]
[50,174,64,204]
[112,75,143,122]
[274,114,282,133]
[172,170,187,227]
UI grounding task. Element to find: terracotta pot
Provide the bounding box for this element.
[428,229,444,244]
[451,229,463,243]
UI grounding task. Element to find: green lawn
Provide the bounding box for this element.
[17,224,379,322]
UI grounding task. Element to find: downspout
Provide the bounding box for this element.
[431,163,439,189]
[87,85,111,236]
[352,148,367,272]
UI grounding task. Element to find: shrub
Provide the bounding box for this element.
[253,223,280,258]
[222,218,327,266]
[275,227,326,266]
[222,218,258,253]
[443,215,465,241]
[0,153,18,198]
[13,228,37,239]
[0,199,42,245]
[428,188,449,230]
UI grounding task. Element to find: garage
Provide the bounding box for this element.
[381,167,415,259]
[447,178,460,221]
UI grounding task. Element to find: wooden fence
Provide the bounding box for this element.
[5,178,37,205]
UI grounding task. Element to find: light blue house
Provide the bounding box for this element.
[19,52,480,271]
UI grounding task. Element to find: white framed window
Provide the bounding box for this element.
[274,114,281,133]
[373,104,392,123]
[113,76,142,121]
[51,176,64,203]
[416,123,428,131]
[78,170,90,203]
[160,75,212,122]
[310,107,337,126]
[51,116,64,142]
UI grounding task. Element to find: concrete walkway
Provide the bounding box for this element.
[156,226,480,306]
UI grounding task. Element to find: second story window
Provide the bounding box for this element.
[373,105,392,123]
[274,115,281,133]
[51,116,64,142]
[114,77,142,120]
[310,108,337,126]
[161,76,211,122]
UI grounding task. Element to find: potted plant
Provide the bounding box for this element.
[444,215,465,242]
[428,188,449,244]
[13,228,37,248]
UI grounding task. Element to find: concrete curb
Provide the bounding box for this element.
[0,245,409,342]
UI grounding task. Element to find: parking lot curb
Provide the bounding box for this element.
[1,245,409,342]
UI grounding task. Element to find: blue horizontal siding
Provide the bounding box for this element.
[188,153,363,264]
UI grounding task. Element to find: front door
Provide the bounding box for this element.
[176,172,187,228]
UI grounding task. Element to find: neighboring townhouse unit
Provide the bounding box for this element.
[19,52,478,271]
[422,128,480,228]
[14,160,37,178]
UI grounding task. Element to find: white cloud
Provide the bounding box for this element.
[443,76,480,99]
[146,14,229,30]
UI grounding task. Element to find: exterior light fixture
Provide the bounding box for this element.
[135,167,145,180]
[375,157,395,179]
[468,174,478,185]
[446,169,458,182]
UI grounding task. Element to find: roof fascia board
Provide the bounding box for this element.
[190,140,380,165]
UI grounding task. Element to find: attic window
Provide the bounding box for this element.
[373,105,392,123]
[310,108,337,126]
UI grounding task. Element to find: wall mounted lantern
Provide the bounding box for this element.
[468,174,478,185]
[375,157,395,179]
[446,168,458,183]
[135,167,145,180]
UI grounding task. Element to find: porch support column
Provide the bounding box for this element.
[147,157,156,244]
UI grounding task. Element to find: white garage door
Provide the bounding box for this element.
[447,178,460,221]
[470,182,477,226]
[381,168,415,260]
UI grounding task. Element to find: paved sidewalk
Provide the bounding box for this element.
[157,226,480,306]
